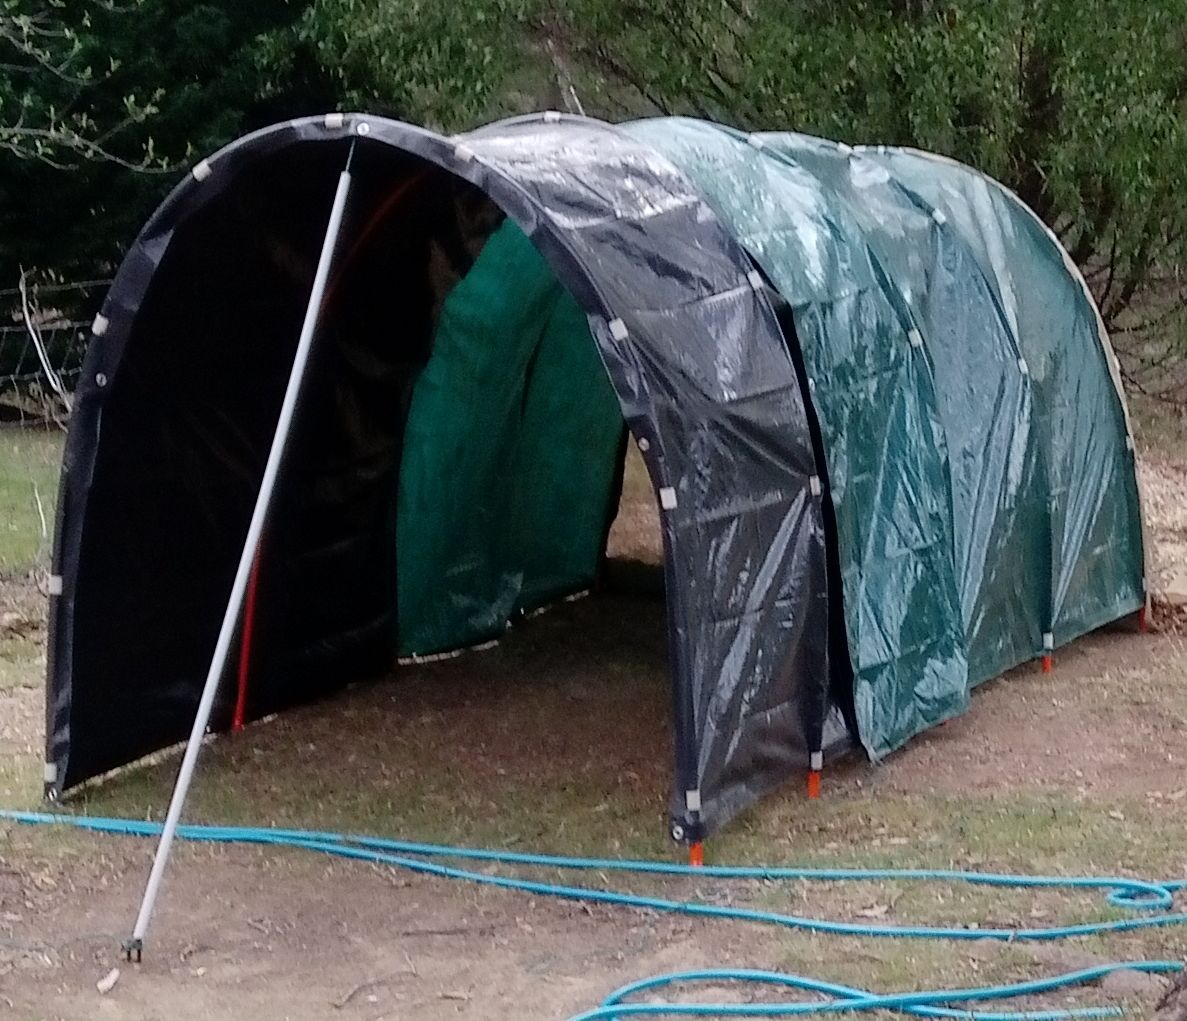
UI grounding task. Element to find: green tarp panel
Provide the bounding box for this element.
[865,149,1146,649]
[627,118,1143,760]
[395,218,624,655]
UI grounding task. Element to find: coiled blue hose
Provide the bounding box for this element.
[1,810,1183,1021]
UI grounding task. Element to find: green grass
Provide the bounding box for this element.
[0,426,62,574]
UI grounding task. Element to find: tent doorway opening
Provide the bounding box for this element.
[65,139,668,782]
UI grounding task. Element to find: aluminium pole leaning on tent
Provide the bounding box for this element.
[122,142,358,962]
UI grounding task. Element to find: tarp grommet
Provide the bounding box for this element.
[95,373,108,388]
[91,313,109,337]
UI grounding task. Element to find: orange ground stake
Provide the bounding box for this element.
[688,842,704,868]
[806,770,822,800]
[1041,653,1053,674]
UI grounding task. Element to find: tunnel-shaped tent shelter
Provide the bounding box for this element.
[45,114,1145,841]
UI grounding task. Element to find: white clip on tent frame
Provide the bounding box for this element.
[123,148,356,961]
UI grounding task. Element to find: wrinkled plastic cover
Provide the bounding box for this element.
[45,112,1140,837]
[47,113,832,839]
[628,119,1143,759]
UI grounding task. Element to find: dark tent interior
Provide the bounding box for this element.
[63,139,697,784]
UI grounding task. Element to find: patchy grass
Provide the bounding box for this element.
[0,425,61,575]
[2,426,1187,1017]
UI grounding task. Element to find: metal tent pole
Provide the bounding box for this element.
[123,155,355,961]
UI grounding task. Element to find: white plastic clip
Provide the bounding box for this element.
[191,159,212,182]
[43,762,58,784]
[92,314,109,337]
[837,142,854,155]
[1125,434,1135,452]
[543,110,562,123]
[324,112,345,129]
[454,143,475,163]
[747,269,765,291]
[1042,632,1054,652]
[931,208,947,225]
[809,751,824,771]
[659,487,678,510]
[608,318,629,342]
[908,328,923,349]
[685,789,702,813]
[47,574,63,595]
[747,134,765,150]
[1018,357,1030,376]
[809,475,822,496]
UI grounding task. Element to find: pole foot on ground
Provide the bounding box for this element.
[121,937,142,963]
[688,842,704,868]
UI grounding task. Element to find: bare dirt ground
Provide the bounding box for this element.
[2,445,1187,1020]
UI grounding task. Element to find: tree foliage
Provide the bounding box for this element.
[550,0,1187,395]
[264,0,537,132]
[0,0,164,170]
[7,0,1187,398]
[0,1,332,283]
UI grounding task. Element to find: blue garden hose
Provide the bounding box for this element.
[1,809,1183,1021]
